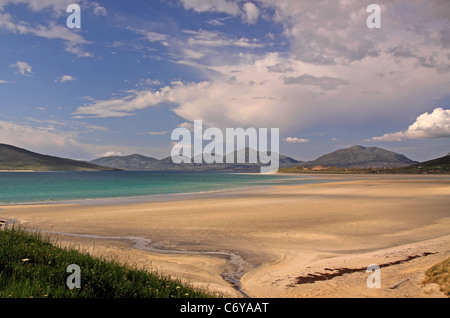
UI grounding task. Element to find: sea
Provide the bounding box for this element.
[0,171,331,205]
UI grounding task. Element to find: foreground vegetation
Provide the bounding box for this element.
[0,226,215,298]
[422,257,450,297]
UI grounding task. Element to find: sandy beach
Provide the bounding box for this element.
[1,174,449,298]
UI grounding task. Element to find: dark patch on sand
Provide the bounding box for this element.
[294,252,436,285]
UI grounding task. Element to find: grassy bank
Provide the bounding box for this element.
[0,226,216,298]
[422,257,450,297]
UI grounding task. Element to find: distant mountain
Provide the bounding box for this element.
[90,146,419,171]
[90,154,162,171]
[280,152,449,174]
[91,148,302,172]
[0,144,119,172]
[303,145,417,168]
[2,143,442,173]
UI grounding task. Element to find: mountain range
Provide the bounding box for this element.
[1,143,447,173]
[90,149,300,172]
[90,145,419,172]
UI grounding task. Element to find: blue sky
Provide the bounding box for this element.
[0,0,449,162]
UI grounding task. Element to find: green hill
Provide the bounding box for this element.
[304,145,417,169]
[0,144,119,172]
[390,153,450,174]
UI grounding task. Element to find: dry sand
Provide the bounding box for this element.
[1,174,449,298]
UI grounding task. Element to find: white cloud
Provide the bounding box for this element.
[31,23,91,57]
[368,108,450,141]
[286,137,309,144]
[72,87,175,118]
[242,2,259,24]
[184,29,262,48]
[0,119,80,154]
[206,17,230,26]
[180,0,259,25]
[1,0,75,12]
[0,8,91,57]
[181,48,205,60]
[72,49,450,136]
[55,75,76,83]
[178,122,194,131]
[10,61,32,76]
[72,1,450,141]
[254,0,450,69]
[180,0,240,16]
[100,151,123,157]
[0,80,8,84]
[91,2,107,16]
[142,31,169,47]
[0,119,168,160]
[137,78,163,87]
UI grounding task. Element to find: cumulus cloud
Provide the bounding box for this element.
[10,61,32,76]
[285,137,309,144]
[73,48,450,135]
[72,1,450,139]
[368,108,450,141]
[252,0,450,69]
[242,2,259,24]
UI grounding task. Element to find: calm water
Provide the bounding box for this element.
[0,171,328,205]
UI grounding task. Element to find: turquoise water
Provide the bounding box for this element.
[0,171,327,204]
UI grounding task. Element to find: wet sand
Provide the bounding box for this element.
[1,175,449,298]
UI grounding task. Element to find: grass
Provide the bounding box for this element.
[422,257,450,297]
[0,226,216,298]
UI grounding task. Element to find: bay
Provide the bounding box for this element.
[0,171,327,205]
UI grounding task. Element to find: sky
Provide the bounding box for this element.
[0,0,449,162]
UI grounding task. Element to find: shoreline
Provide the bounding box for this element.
[1,172,448,207]
[1,175,449,298]
[0,171,304,207]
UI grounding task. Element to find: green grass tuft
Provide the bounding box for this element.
[0,226,216,298]
[422,257,450,297]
